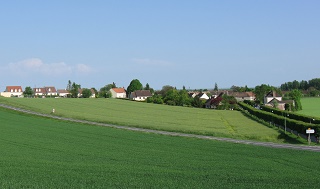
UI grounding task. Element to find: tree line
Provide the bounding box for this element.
[280,78,320,97]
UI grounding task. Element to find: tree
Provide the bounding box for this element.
[23,86,34,97]
[127,79,143,96]
[99,84,114,98]
[214,83,218,91]
[144,83,154,94]
[67,80,72,91]
[288,89,302,111]
[81,88,92,98]
[70,82,80,98]
[254,84,273,104]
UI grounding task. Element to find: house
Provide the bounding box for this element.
[44,86,57,96]
[33,88,46,96]
[196,92,209,100]
[130,90,152,101]
[231,92,255,102]
[1,86,24,97]
[264,91,282,104]
[57,89,70,98]
[110,88,127,98]
[188,92,198,98]
[78,88,96,98]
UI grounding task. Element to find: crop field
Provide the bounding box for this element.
[300,97,320,118]
[0,97,284,142]
[0,107,319,188]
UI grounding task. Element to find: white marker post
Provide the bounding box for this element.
[306,128,315,145]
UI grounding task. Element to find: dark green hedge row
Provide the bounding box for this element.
[243,100,320,124]
[239,102,320,135]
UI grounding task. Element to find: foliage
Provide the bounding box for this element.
[67,80,81,98]
[23,86,33,97]
[231,85,252,92]
[239,102,320,135]
[144,83,154,94]
[218,94,237,110]
[126,79,143,96]
[1,107,320,188]
[280,78,320,95]
[99,84,114,98]
[288,89,302,111]
[254,84,280,104]
[81,88,92,98]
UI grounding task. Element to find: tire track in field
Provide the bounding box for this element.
[1,103,320,152]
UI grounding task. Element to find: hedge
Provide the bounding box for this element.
[239,102,320,135]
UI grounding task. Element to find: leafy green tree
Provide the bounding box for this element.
[177,89,191,106]
[191,96,204,108]
[254,84,276,104]
[99,83,116,98]
[144,83,154,94]
[70,82,80,98]
[288,89,302,111]
[81,88,92,98]
[158,85,174,96]
[127,79,143,96]
[23,86,34,97]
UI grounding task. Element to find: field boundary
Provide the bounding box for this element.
[1,103,320,152]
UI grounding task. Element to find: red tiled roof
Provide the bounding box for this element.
[112,88,126,93]
[6,86,23,92]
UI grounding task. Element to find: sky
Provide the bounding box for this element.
[1,0,320,91]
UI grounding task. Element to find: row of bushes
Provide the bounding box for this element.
[243,100,320,124]
[239,102,320,135]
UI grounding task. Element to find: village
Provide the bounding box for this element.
[0,84,295,111]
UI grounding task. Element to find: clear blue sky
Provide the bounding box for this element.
[1,0,319,91]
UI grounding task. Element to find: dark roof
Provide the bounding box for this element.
[132,90,152,97]
[265,91,281,97]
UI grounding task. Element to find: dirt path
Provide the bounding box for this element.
[1,103,320,152]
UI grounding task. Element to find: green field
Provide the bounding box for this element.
[0,97,285,142]
[300,97,320,118]
[1,107,319,188]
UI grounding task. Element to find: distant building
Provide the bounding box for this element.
[130,90,152,101]
[0,86,24,97]
[110,88,127,98]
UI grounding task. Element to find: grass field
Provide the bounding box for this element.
[299,97,320,118]
[0,107,319,188]
[0,97,287,142]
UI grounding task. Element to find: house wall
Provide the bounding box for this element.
[0,92,12,97]
[110,89,126,98]
[265,97,282,104]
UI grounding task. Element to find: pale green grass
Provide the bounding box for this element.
[0,97,282,142]
[299,97,320,118]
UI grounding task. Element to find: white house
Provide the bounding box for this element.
[110,88,127,98]
[264,91,282,104]
[33,88,46,96]
[57,89,70,97]
[130,90,152,101]
[44,86,57,96]
[1,86,24,97]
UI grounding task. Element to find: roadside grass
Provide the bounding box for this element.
[0,107,319,188]
[299,97,320,118]
[0,97,284,142]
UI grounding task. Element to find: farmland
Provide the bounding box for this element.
[299,97,320,118]
[1,107,320,188]
[0,97,285,142]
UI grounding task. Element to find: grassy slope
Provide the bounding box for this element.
[0,107,319,188]
[0,97,283,142]
[299,97,320,118]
